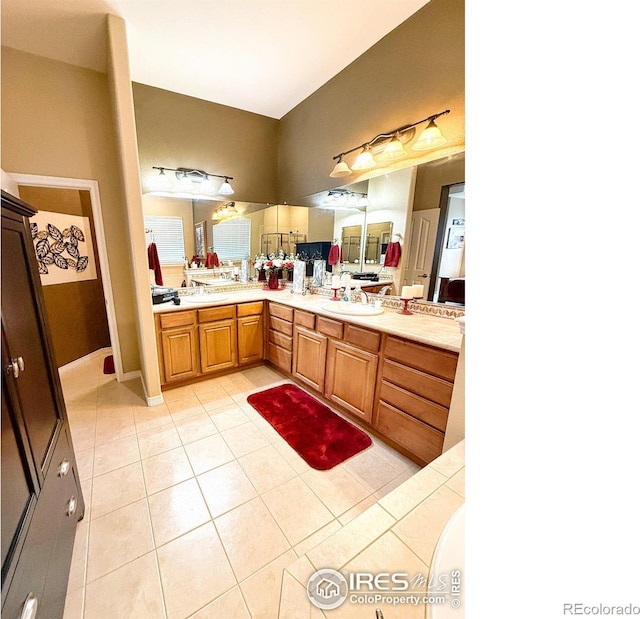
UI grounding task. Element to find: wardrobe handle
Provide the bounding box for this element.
[17,356,25,371]
[57,459,70,477]
[20,593,38,619]
[66,496,77,517]
[6,356,25,378]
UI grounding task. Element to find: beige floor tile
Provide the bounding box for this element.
[91,462,146,519]
[161,384,196,403]
[142,446,194,495]
[191,586,251,618]
[86,499,155,583]
[197,460,258,518]
[62,586,84,619]
[239,549,297,619]
[337,494,380,526]
[249,415,284,444]
[137,423,182,459]
[167,395,207,421]
[215,497,290,582]
[94,409,136,446]
[174,412,218,444]
[157,522,236,619]
[429,440,465,478]
[237,444,297,494]
[75,447,95,482]
[279,570,315,618]
[285,554,317,586]
[67,520,89,593]
[68,422,96,452]
[374,468,417,501]
[293,519,342,558]
[148,478,211,547]
[84,551,165,619]
[302,466,371,517]
[392,486,465,568]
[262,477,334,545]
[216,373,255,395]
[208,404,251,431]
[196,389,235,412]
[132,402,173,432]
[343,447,405,492]
[445,467,465,498]
[378,467,448,521]
[273,440,313,475]
[306,504,396,571]
[221,421,270,458]
[189,377,226,397]
[93,434,140,477]
[183,433,235,475]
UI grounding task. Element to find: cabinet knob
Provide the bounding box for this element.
[66,496,77,517]
[57,459,70,477]
[6,356,25,378]
[20,593,38,619]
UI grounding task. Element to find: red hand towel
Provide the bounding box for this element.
[212,252,219,267]
[328,244,341,266]
[205,252,214,268]
[383,241,401,267]
[148,243,163,285]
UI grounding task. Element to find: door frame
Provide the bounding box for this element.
[9,173,123,381]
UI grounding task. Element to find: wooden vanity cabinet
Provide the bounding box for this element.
[198,306,237,373]
[292,325,327,392]
[237,302,264,365]
[374,336,459,464]
[267,302,294,373]
[157,310,199,383]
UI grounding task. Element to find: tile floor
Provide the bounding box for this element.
[60,352,421,619]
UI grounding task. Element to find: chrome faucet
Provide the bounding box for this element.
[359,290,370,304]
[377,285,391,297]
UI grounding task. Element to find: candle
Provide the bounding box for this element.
[331,275,340,289]
[412,284,424,298]
[401,285,414,299]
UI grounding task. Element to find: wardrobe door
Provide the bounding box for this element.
[1,208,63,481]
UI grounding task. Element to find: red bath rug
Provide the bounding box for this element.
[103,354,115,375]
[247,383,372,470]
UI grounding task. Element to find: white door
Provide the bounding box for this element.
[404,208,441,298]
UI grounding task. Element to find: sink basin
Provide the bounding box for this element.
[181,293,228,304]
[320,302,384,316]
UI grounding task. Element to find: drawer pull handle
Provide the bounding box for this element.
[57,459,70,477]
[20,593,38,619]
[66,496,77,517]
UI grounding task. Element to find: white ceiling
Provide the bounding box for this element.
[1,0,431,119]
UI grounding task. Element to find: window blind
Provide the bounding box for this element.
[144,216,185,265]
[213,218,251,260]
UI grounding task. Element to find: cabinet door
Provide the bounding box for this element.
[292,326,327,393]
[238,315,264,365]
[325,340,379,422]
[199,320,237,373]
[1,213,63,479]
[161,326,199,383]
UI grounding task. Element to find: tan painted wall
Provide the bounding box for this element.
[278,0,465,202]
[413,153,465,211]
[1,46,140,373]
[133,83,280,205]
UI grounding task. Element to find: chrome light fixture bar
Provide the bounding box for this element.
[149,166,235,200]
[211,201,239,222]
[322,189,368,210]
[329,109,450,178]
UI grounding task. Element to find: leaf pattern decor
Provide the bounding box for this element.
[32,219,91,275]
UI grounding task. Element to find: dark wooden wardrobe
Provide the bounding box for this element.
[2,190,85,619]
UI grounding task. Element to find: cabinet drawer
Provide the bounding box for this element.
[269,315,293,337]
[268,342,292,373]
[382,359,453,409]
[269,302,293,322]
[379,379,449,432]
[237,301,263,317]
[198,305,235,322]
[376,401,444,464]
[344,324,380,353]
[385,336,458,381]
[316,316,343,339]
[159,310,197,329]
[269,329,292,351]
[294,309,315,329]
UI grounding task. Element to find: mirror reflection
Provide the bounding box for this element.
[141,151,464,306]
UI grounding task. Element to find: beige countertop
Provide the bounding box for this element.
[152,288,464,353]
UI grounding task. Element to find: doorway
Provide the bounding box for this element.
[8,173,123,379]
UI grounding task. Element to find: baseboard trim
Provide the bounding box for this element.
[122,370,141,382]
[58,347,112,376]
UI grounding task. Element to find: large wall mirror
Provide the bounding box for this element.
[141,151,464,305]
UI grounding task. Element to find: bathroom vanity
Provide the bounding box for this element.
[153,290,463,466]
